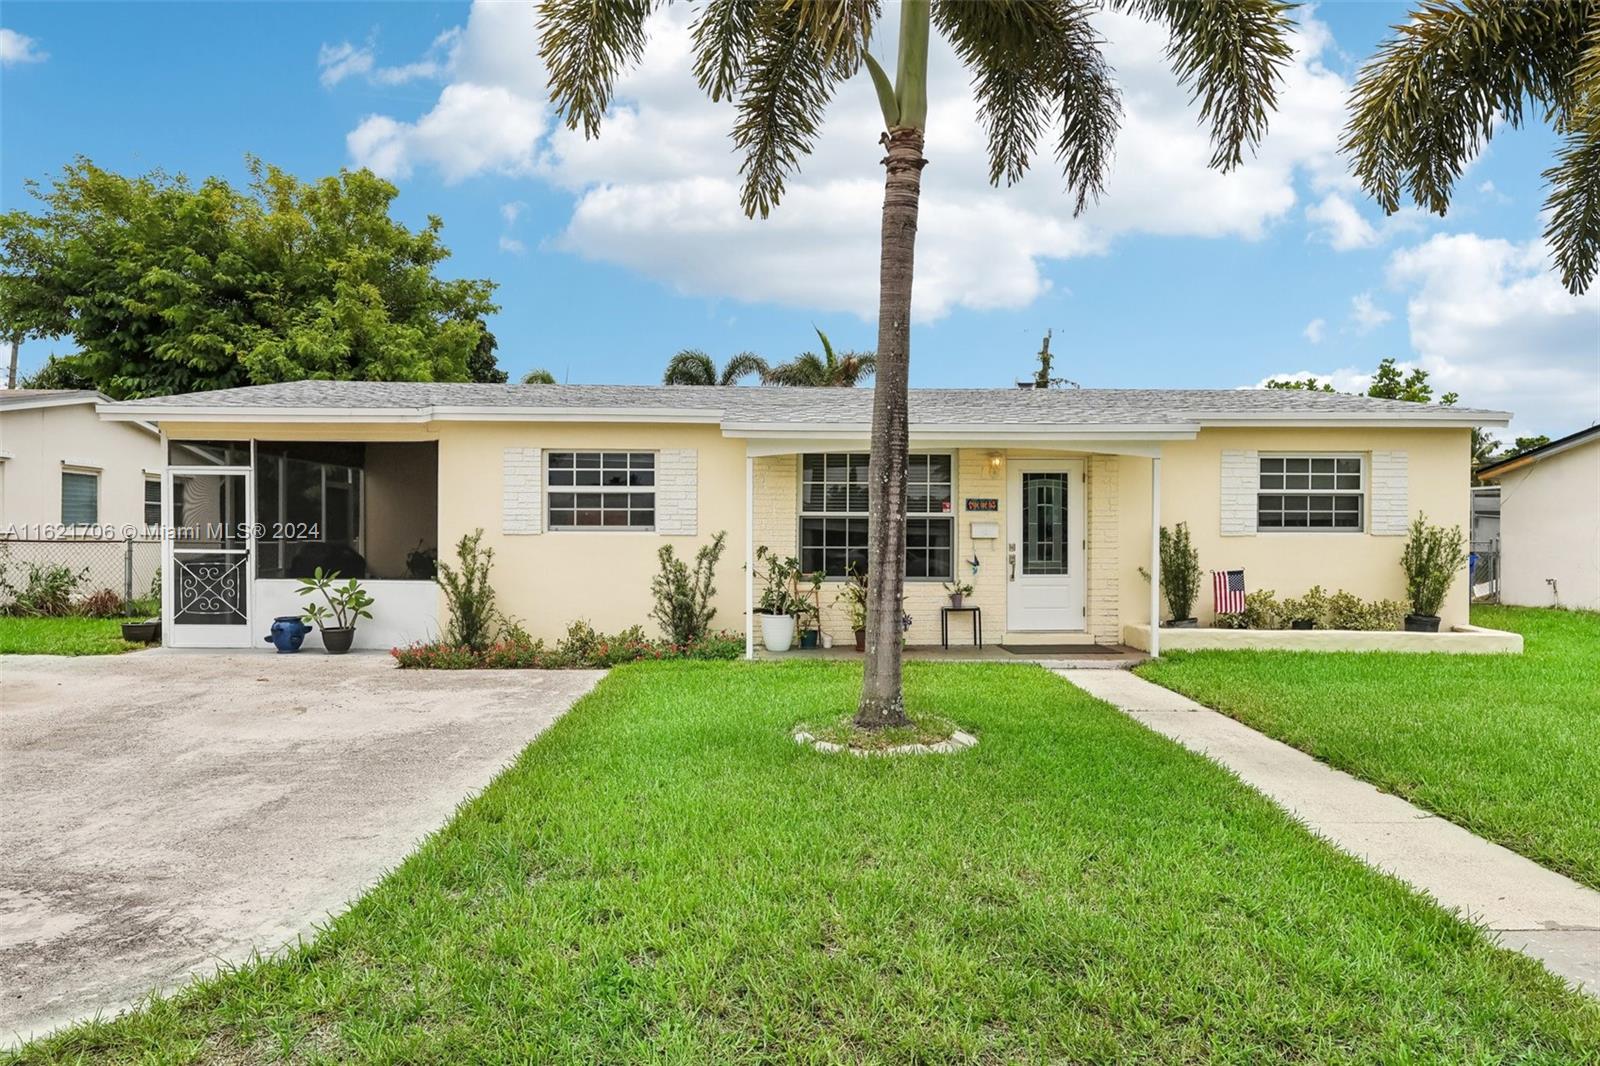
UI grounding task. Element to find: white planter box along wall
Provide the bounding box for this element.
[1123,623,1522,655]
[254,579,440,651]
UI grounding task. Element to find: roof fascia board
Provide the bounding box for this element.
[1477,427,1599,479]
[0,392,107,414]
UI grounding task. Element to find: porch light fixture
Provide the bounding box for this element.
[987,452,1004,476]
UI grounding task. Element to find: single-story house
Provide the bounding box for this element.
[95,381,1509,654]
[1476,425,1600,612]
[1,389,164,598]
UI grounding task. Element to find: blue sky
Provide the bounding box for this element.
[3,2,1596,437]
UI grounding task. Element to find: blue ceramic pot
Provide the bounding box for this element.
[266,616,312,653]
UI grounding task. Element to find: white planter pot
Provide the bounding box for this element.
[759,613,796,652]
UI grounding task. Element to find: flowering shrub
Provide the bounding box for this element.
[392,623,744,669]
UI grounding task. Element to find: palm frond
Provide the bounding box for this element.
[1544,126,1600,294]
[719,350,770,385]
[663,348,717,385]
[727,4,871,218]
[936,1,1116,208]
[690,0,761,102]
[1342,1,1589,216]
[1113,0,1295,172]
[538,0,654,139]
[765,351,827,386]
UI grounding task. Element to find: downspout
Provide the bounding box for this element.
[1149,454,1161,658]
[745,453,755,660]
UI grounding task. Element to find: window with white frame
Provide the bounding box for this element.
[799,453,954,578]
[1257,455,1364,530]
[144,477,161,528]
[61,470,99,525]
[547,451,656,529]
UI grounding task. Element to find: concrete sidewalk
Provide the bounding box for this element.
[1060,668,1600,997]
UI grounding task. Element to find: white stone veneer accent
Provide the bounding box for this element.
[655,448,699,535]
[1369,450,1409,535]
[1220,449,1259,536]
[502,447,542,535]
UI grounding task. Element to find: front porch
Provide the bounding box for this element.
[738,440,1169,659]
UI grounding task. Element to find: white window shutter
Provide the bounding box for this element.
[1369,450,1409,535]
[1220,449,1258,535]
[655,449,698,535]
[502,447,542,535]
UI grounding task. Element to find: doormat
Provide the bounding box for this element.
[998,644,1126,656]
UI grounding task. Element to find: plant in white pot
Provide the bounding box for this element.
[297,567,375,654]
[753,546,801,652]
[1400,513,1465,632]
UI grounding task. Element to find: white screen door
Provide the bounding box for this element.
[1006,459,1085,632]
[165,467,253,648]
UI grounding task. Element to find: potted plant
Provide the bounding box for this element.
[753,546,801,652]
[1400,513,1465,632]
[943,580,974,608]
[1159,522,1201,628]
[297,567,375,654]
[796,570,824,648]
[836,567,869,651]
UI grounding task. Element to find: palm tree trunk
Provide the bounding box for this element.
[856,125,925,729]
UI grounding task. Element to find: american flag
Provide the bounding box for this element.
[1213,569,1246,615]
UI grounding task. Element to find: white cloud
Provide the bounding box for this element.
[318,41,373,88]
[1385,233,1600,436]
[319,29,459,90]
[498,235,526,254]
[1302,318,1326,343]
[349,82,547,183]
[1349,291,1392,333]
[0,28,47,66]
[1305,193,1378,250]
[341,2,1353,317]
[500,201,526,226]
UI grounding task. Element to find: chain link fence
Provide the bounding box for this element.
[0,538,162,610]
[1469,539,1500,603]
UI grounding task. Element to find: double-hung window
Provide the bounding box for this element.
[547,451,655,530]
[61,470,99,525]
[1257,455,1364,531]
[798,453,953,578]
[144,477,162,528]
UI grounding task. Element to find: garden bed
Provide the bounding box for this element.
[1125,622,1522,654]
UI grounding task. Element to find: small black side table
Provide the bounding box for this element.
[940,605,982,649]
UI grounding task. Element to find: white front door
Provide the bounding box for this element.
[165,467,255,648]
[1006,460,1085,632]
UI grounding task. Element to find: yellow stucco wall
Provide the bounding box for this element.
[160,420,1475,646]
[1117,427,1473,629]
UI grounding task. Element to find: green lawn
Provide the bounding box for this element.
[14,662,1596,1063]
[0,615,148,655]
[1139,606,1600,891]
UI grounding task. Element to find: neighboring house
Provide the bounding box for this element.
[1476,426,1600,612]
[0,390,164,597]
[96,382,1508,652]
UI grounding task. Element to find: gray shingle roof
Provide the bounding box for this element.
[103,380,1507,427]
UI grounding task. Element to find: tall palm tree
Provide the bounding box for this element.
[662,347,770,385]
[765,327,876,386]
[1344,2,1599,294]
[540,0,1294,727]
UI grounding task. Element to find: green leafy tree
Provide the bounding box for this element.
[0,157,499,398]
[662,348,769,385]
[539,0,1294,726]
[765,328,875,387]
[1366,356,1451,404]
[1344,2,1600,294]
[1265,376,1333,391]
[521,367,558,384]
[18,353,95,391]
[468,329,508,383]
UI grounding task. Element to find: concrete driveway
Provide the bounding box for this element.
[0,651,602,1044]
